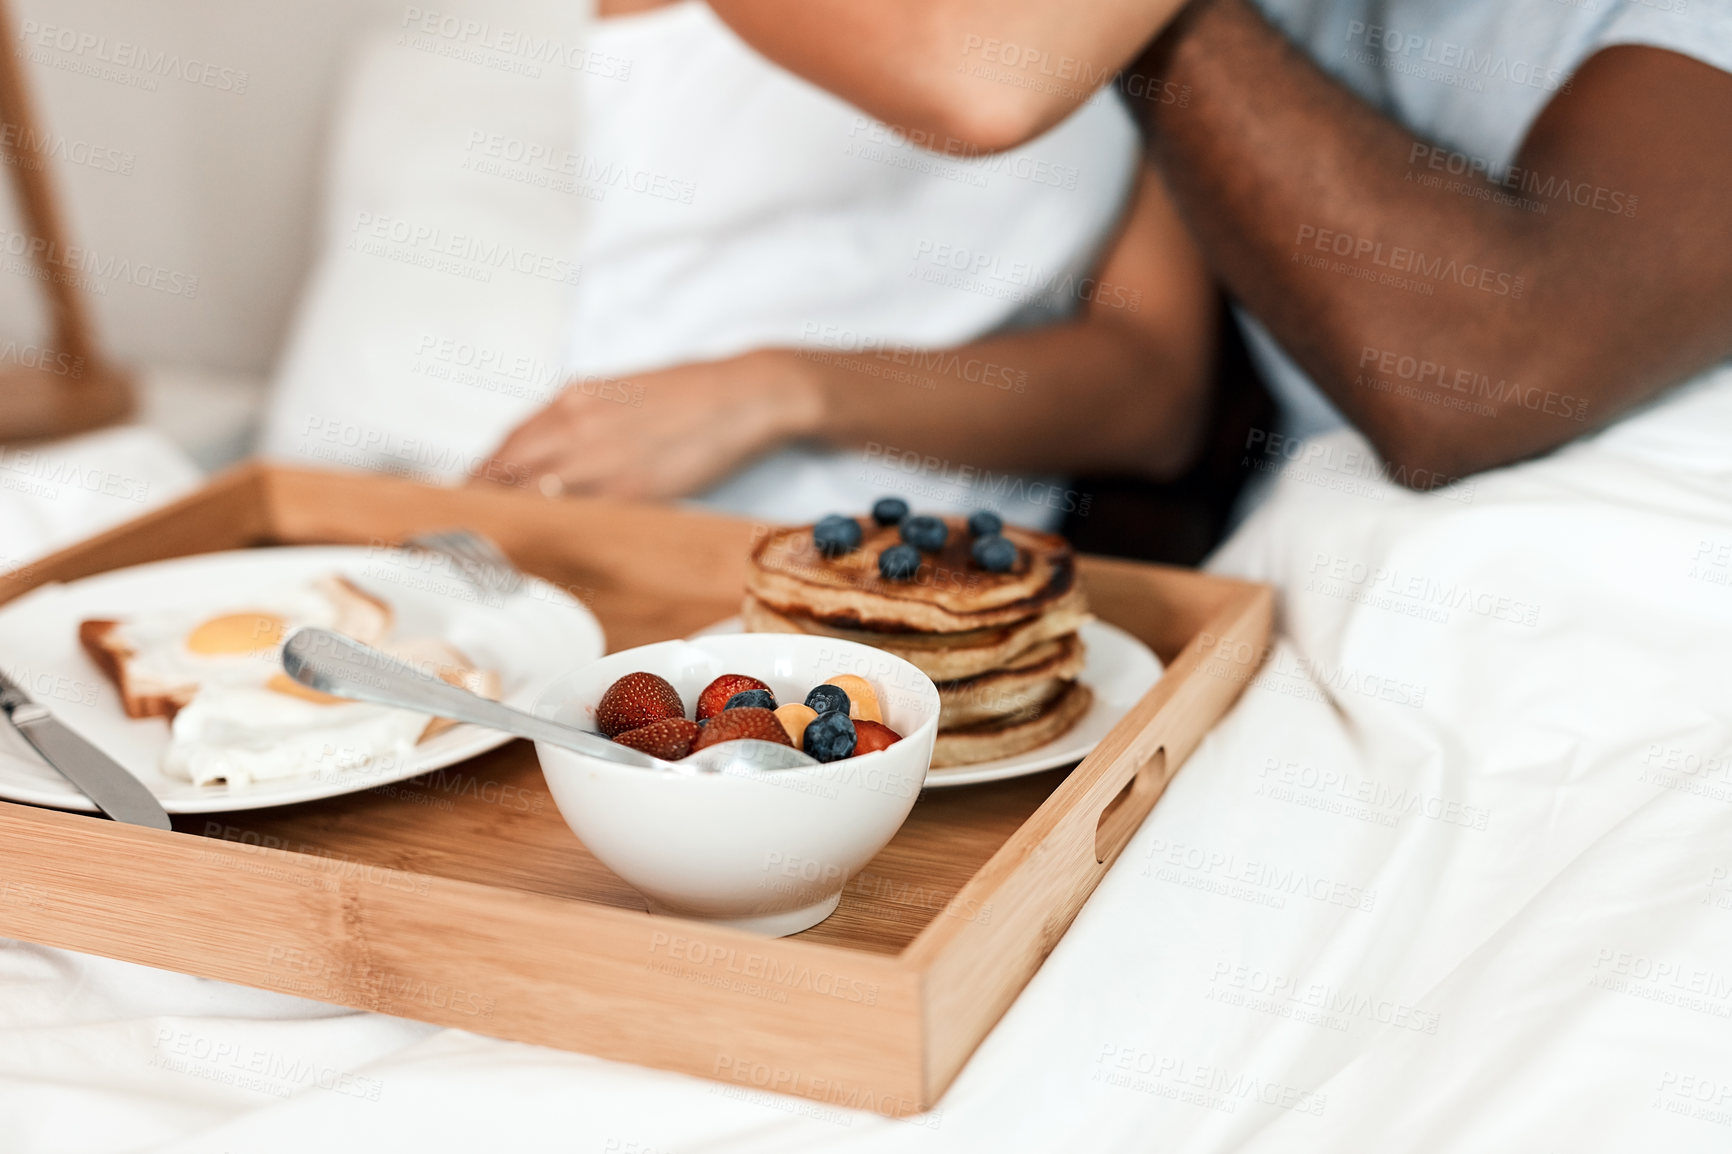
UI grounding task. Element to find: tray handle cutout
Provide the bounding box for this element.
[1095,746,1166,864]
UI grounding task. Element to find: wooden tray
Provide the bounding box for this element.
[0,464,1271,1117]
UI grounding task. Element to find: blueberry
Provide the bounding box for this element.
[900,515,948,552]
[804,683,851,715]
[878,544,921,581]
[971,534,1017,573]
[725,688,776,711]
[872,497,909,526]
[813,514,862,557]
[803,710,857,762]
[967,510,1003,538]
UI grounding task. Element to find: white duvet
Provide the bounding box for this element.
[5,383,1732,1152]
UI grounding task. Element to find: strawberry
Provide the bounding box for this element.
[691,707,793,751]
[852,720,902,755]
[596,672,684,737]
[695,673,772,721]
[614,717,702,760]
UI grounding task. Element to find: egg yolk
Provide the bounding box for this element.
[265,672,348,705]
[186,612,286,656]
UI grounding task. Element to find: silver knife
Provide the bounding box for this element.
[0,668,172,830]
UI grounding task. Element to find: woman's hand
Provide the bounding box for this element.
[473,349,824,500]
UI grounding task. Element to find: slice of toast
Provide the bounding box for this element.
[78,618,196,720]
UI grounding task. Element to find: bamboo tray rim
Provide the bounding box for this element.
[0,462,1275,1112]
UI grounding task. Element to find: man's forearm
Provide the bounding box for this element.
[1135,0,1732,478]
[1135,0,1555,474]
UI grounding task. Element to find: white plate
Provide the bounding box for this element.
[0,546,605,814]
[691,617,1162,788]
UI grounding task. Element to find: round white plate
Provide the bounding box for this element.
[0,546,605,814]
[691,617,1162,788]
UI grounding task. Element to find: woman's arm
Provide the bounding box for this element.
[704,0,1190,151]
[477,164,1218,498]
[798,162,1216,478]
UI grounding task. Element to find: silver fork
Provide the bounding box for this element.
[404,529,525,596]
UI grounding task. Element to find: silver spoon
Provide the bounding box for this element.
[281,628,817,775]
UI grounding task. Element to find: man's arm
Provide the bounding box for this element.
[704,0,1188,150]
[1137,0,1732,481]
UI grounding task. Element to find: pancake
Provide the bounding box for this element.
[741,589,1091,681]
[930,681,1094,769]
[936,633,1087,729]
[746,510,1096,766]
[940,676,1069,732]
[746,518,1076,633]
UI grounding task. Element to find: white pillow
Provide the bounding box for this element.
[0,427,200,567]
[260,1,592,491]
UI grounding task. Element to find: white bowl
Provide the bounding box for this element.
[532,634,940,936]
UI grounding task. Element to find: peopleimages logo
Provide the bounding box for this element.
[1407,143,1637,218]
[1293,225,1525,298]
[151,1028,385,1102]
[0,228,199,298]
[400,7,632,80]
[17,20,249,93]
[647,931,880,1005]
[297,416,531,490]
[1093,1045,1328,1116]
[859,442,1092,515]
[1357,346,1589,422]
[800,322,1029,393]
[1206,962,1440,1034]
[1142,837,1379,912]
[0,122,135,176]
[1305,549,1541,628]
[1243,429,1478,500]
[1257,757,1491,830]
[910,238,1142,310]
[957,35,1192,109]
[463,130,696,205]
[347,212,582,286]
[0,338,83,380]
[844,116,1081,190]
[1343,20,1572,93]
[0,446,153,503]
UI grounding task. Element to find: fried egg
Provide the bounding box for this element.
[160,635,501,788]
[83,572,501,787]
[102,575,392,706]
[163,687,429,788]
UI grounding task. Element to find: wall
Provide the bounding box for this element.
[0,0,407,377]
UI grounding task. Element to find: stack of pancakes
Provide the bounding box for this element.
[744,517,1091,767]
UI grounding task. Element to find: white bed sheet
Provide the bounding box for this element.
[5,385,1732,1152]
